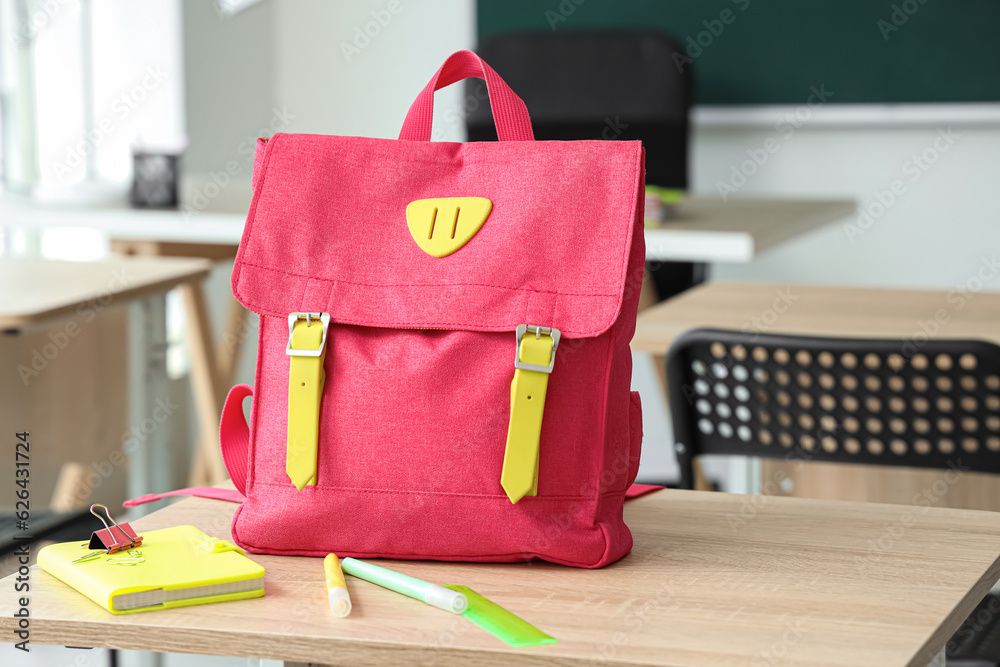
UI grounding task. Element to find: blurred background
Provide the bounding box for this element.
[2,1,1000,664]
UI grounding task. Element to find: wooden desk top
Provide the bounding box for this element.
[632,281,1000,356]
[0,256,211,331]
[646,197,855,263]
[3,489,999,666]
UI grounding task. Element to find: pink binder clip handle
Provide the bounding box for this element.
[87,504,143,554]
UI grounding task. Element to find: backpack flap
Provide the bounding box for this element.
[232,133,644,339]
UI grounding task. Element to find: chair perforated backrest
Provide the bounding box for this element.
[666,329,1000,490]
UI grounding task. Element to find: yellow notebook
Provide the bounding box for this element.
[38,525,265,614]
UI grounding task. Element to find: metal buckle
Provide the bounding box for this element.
[514,324,561,374]
[285,312,331,357]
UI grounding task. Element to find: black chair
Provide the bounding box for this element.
[666,328,1000,666]
[467,30,698,299]
[665,329,1000,491]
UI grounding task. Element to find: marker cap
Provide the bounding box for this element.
[424,584,468,614]
[328,587,352,617]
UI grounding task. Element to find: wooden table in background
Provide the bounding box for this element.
[644,197,855,263]
[2,195,251,488]
[0,257,210,331]
[632,281,1000,509]
[0,256,211,507]
[2,488,999,666]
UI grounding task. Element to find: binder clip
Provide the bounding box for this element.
[87,504,143,554]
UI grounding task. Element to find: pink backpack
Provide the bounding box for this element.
[180,51,644,567]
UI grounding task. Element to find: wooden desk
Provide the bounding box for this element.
[645,197,855,263]
[0,257,209,331]
[2,195,250,488]
[631,281,1000,356]
[632,281,1000,509]
[0,257,211,507]
[2,489,998,666]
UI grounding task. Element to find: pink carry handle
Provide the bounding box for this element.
[399,50,534,143]
[220,384,254,496]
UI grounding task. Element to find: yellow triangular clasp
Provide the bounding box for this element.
[406,197,492,257]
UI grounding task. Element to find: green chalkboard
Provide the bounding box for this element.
[478,0,1000,105]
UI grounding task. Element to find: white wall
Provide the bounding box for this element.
[183,0,473,183]
[182,0,277,178]
[700,123,1000,290]
[271,0,474,142]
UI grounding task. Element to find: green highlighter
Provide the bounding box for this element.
[444,585,558,647]
[340,558,467,613]
[339,558,556,647]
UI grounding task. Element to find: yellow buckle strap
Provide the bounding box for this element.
[286,313,330,490]
[501,325,560,504]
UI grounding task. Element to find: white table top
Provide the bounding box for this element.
[2,195,855,264]
[0,196,244,245]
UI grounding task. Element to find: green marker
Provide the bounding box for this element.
[340,558,468,614]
